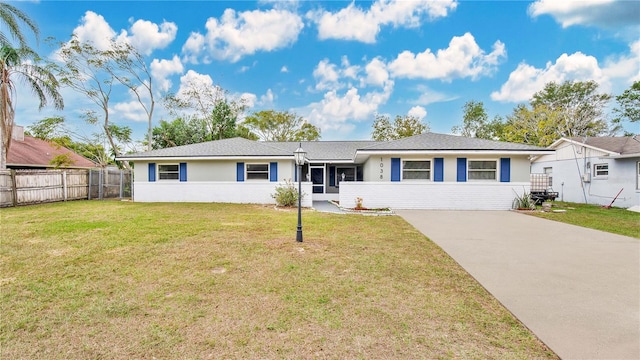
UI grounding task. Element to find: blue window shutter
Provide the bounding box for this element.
[148,163,156,182]
[270,162,278,182]
[391,158,401,182]
[457,158,467,182]
[236,162,244,182]
[179,162,187,182]
[329,166,335,186]
[500,158,511,182]
[434,158,444,182]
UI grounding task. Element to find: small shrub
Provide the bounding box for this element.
[512,190,536,210]
[272,179,304,207]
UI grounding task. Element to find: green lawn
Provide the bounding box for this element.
[528,202,640,239]
[1,201,556,359]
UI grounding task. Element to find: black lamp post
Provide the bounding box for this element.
[294,143,306,242]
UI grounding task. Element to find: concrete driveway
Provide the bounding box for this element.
[396,210,640,360]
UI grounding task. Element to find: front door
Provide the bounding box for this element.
[311,167,324,193]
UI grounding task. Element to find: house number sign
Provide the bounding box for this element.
[380,157,384,179]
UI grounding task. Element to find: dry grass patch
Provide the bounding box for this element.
[1,201,556,359]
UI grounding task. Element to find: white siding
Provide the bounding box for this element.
[339,182,530,210]
[135,160,294,182]
[536,143,610,163]
[532,157,639,208]
[361,155,531,183]
[188,161,237,181]
[363,156,391,181]
[134,181,313,207]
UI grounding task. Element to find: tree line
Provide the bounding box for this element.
[451,80,639,147]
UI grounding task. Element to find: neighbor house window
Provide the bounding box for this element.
[636,162,639,190]
[468,160,497,180]
[246,163,269,180]
[544,167,553,187]
[158,164,179,180]
[594,163,608,178]
[402,160,431,180]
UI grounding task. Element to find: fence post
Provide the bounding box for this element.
[98,169,103,200]
[62,171,68,201]
[119,170,124,199]
[10,169,17,207]
[88,170,92,200]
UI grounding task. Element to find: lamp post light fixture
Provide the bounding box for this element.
[294,143,306,242]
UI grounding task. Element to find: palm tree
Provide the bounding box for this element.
[0,46,64,168]
[0,2,39,49]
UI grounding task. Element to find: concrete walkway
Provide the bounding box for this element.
[396,210,640,360]
[312,200,344,214]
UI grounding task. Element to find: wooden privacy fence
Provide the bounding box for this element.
[0,168,132,207]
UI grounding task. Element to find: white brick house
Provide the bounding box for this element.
[119,132,552,210]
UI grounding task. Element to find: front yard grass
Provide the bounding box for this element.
[529,202,640,239]
[1,201,556,359]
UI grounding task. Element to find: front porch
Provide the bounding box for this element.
[299,163,363,202]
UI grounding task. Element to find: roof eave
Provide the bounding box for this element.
[551,137,618,155]
[117,155,294,161]
[608,153,640,159]
[355,149,554,155]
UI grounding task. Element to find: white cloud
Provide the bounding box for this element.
[112,100,148,122]
[176,70,218,97]
[239,93,257,109]
[312,56,391,92]
[116,19,177,55]
[341,56,360,80]
[308,0,457,43]
[602,40,640,84]
[72,11,117,50]
[529,0,640,28]
[388,33,506,81]
[150,55,184,92]
[183,8,304,63]
[411,85,457,105]
[281,66,289,73]
[313,59,341,91]
[407,106,427,120]
[260,89,276,106]
[303,81,394,132]
[491,52,606,102]
[364,57,389,87]
[72,11,176,55]
[181,32,208,64]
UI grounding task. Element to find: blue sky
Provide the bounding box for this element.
[11,0,640,143]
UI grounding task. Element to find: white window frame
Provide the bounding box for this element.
[246,163,270,181]
[158,163,179,181]
[594,163,609,178]
[402,159,432,181]
[543,167,553,187]
[467,159,498,181]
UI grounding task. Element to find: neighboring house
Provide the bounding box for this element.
[7,126,97,169]
[531,136,640,208]
[118,132,552,210]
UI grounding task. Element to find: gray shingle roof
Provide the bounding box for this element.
[568,136,640,155]
[273,141,381,161]
[120,137,292,158]
[119,132,549,160]
[361,132,548,151]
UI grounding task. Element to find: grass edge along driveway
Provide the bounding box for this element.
[1,201,557,359]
